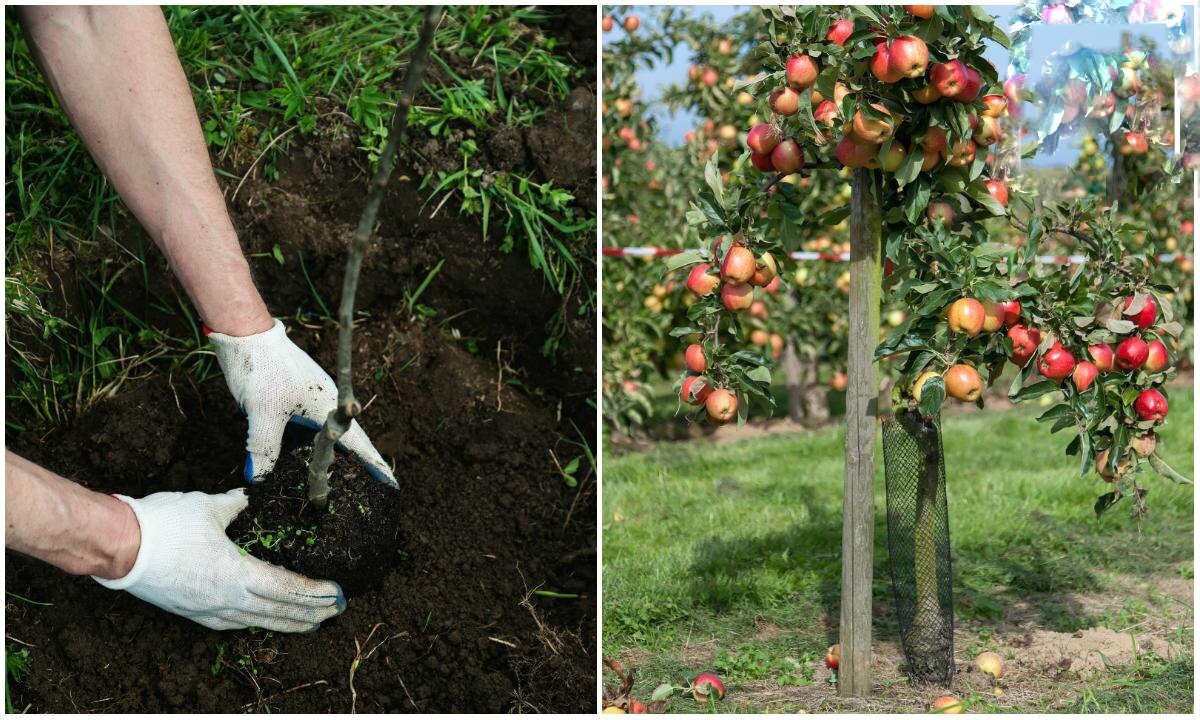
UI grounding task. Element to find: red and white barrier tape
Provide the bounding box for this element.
[603,246,1191,265]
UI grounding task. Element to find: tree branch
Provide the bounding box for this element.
[307,6,441,506]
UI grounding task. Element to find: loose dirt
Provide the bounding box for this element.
[5,8,595,712]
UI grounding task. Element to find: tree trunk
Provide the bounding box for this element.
[801,359,830,428]
[783,338,805,423]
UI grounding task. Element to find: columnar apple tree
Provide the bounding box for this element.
[675,5,1014,425]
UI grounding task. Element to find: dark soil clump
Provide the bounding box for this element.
[227,443,405,596]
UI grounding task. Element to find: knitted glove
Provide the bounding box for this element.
[93,489,345,632]
[208,319,396,486]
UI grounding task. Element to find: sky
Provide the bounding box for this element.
[603,4,1194,168]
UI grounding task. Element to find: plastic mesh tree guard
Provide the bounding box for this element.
[883,409,954,685]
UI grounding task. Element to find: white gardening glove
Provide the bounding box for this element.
[207,319,396,486]
[92,489,345,632]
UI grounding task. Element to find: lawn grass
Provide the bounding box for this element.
[602,390,1194,712]
[5,6,592,429]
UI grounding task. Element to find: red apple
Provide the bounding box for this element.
[947,298,986,336]
[687,264,720,296]
[705,390,737,425]
[1008,324,1041,365]
[835,135,879,168]
[985,179,1008,206]
[948,140,977,168]
[871,43,903,83]
[1116,336,1149,370]
[981,301,1005,332]
[750,151,775,172]
[1123,295,1157,329]
[921,126,948,154]
[770,87,801,116]
[681,375,713,405]
[932,696,964,714]
[721,282,754,311]
[702,68,718,87]
[771,139,804,173]
[944,364,983,401]
[1038,342,1076,380]
[721,245,756,283]
[905,5,935,18]
[602,16,614,32]
[926,201,955,225]
[973,116,1002,146]
[624,15,640,32]
[998,299,1022,326]
[691,671,727,701]
[785,54,819,90]
[1144,339,1169,372]
[685,344,707,373]
[955,66,982,102]
[981,94,1007,117]
[931,60,966,98]
[1087,343,1114,372]
[747,123,781,155]
[827,19,853,45]
[851,103,894,144]
[813,100,839,127]
[1072,360,1098,391]
[1133,388,1168,421]
[889,35,929,79]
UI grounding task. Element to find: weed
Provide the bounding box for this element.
[6,647,30,713]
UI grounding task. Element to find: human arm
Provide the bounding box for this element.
[5,451,346,632]
[18,7,396,483]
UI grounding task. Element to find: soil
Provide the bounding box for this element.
[5,7,595,713]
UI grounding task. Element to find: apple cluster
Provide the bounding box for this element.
[744,3,1010,202]
[680,238,783,424]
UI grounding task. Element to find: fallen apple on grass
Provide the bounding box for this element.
[825,643,840,670]
[931,696,964,713]
[691,672,726,702]
[975,651,1003,679]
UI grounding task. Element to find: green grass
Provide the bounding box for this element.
[6,7,591,429]
[602,390,1194,712]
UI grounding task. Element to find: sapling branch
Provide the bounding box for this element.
[307,5,441,506]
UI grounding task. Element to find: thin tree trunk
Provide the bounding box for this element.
[783,338,804,422]
[307,6,441,506]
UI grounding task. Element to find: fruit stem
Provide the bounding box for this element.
[307,5,440,507]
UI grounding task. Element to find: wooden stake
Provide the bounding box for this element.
[839,167,882,697]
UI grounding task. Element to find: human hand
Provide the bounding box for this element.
[92,488,345,632]
[207,320,396,485]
